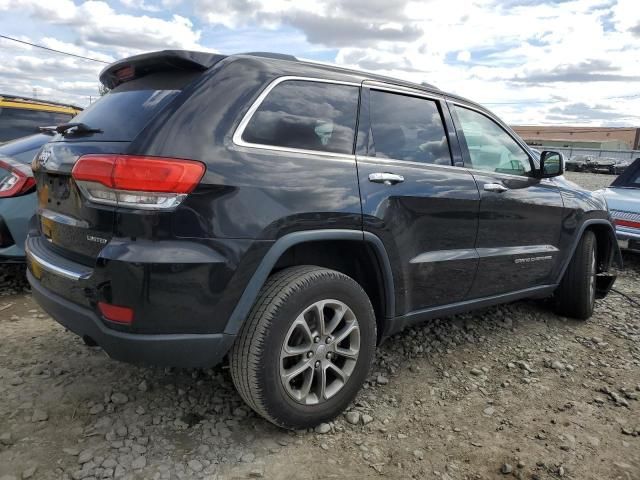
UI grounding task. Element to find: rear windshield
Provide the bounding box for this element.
[0,133,52,164]
[0,108,72,143]
[62,71,200,142]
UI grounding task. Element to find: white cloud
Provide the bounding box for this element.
[456,50,471,62]
[0,0,638,125]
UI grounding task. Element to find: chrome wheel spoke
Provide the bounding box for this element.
[326,362,349,382]
[318,364,328,400]
[324,303,347,336]
[334,346,358,360]
[292,315,314,344]
[282,359,312,381]
[282,344,310,358]
[333,322,358,344]
[298,368,314,400]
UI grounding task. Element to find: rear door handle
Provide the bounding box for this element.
[484,183,508,193]
[369,173,405,185]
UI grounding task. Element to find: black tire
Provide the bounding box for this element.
[554,231,597,320]
[229,266,376,429]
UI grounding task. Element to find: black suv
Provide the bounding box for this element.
[26,50,621,429]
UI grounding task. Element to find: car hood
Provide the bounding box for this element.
[595,187,640,213]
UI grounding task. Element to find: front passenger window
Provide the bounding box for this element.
[454,106,532,176]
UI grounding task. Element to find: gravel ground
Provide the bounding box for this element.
[1,172,638,480]
[563,171,615,191]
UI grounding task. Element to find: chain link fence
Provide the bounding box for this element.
[537,146,640,162]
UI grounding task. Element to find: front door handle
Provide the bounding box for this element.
[484,183,508,193]
[369,172,405,185]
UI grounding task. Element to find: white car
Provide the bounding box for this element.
[595,158,640,251]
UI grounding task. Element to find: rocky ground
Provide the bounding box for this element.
[563,171,616,191]
[1,172,638,480]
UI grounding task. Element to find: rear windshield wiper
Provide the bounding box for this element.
[39,123,103,136]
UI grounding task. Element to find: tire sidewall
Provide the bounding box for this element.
[256,272,376,428]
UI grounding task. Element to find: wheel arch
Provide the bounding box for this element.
[224,229,395,340]
[556,219,622,284]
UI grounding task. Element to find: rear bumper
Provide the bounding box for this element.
[28,270,236,368]
[616,227,640,251]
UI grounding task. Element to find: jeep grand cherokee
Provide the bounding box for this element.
[26,50,621,429]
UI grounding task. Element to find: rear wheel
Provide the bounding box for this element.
[230,266,376,429]
[554,231,597,320]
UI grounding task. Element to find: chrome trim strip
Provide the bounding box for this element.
[617,228,640,240]
[476,244,559,259]
[356,155,457,171]
[25,244,91,281]
[362,81,444,101]
[39,209,89,228]
[232,75,360,160]
[410,248,477,264]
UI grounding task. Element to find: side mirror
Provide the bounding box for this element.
[539,151,564,178]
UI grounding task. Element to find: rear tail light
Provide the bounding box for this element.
[614,218,640,230]
[98,301,134,324]
[0,159,36,198]
[71,155,205,210]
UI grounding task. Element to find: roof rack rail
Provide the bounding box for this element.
[242,52,298,61]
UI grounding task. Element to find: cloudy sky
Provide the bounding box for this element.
[0,0,639,126]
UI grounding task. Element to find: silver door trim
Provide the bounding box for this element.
[232,75,360,161]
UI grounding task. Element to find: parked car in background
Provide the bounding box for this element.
[566,154,616,174]
[613,158,631,175]
[0,95,81,143]
[26,50,621,429]
[0,133,53,262]
[595,158,640,251]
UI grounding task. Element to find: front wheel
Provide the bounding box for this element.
[230,266,376,429]
[554,231,597,320]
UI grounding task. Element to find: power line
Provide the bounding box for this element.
[0,34,110,64]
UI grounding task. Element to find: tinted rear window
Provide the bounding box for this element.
[64,71,199,142]
[370,90,451,165]
[0,108,72,142]
[242,80,359,155]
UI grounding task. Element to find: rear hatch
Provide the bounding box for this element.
[32,51,224,264]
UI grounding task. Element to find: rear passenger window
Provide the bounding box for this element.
[241,80,359,154]
[369,90,451,165]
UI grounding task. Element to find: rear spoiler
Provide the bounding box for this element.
[99,50,227,89]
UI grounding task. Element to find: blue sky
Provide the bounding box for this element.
[0,0,639,126]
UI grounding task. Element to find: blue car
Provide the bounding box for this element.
[0,133,53,262]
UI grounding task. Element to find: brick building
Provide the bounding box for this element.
[512,126,640,150]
